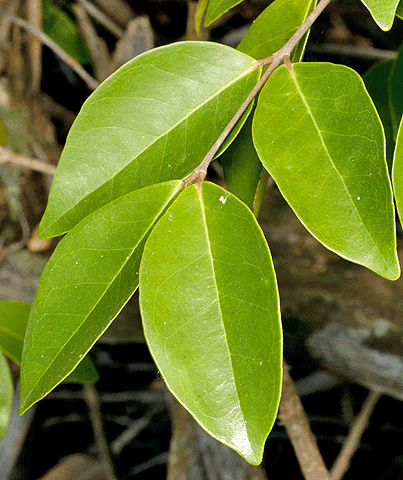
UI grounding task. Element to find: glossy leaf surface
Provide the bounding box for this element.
[204,0,243,26]
[389,44,403,139]
[0,300,98,384]
[20,181,182,414]
[253,63,399,280]
[0,301,31,364]
[220,112,263,210]
[222,0,316,210]
[392,118,403,225]
[39,42,260,238]
[364,59,395,168]
[0,351,12,440]
[360,0,400,30]
[237,0,316,62]
[140,181,282,464]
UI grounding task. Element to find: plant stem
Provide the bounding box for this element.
[330,390,381,480]
[0,146,57,175]
[280,363,332,480]
[185,0,333,184]
[83,383,118,480]
[0,9,100,90]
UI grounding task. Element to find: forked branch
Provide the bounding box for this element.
[184,0,333,185]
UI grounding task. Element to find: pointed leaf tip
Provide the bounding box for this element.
[360,0,400,31]
[20,181,182,414]
[39,41,260,238]
[140,181,282,463]
[253,62,400,280]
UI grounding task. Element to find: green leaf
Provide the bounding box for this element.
[359,0,400,31]
[220,111,263,210]
[388,43,403,140]
[0,351,13,440]
[237,0,316,62]
[63,357,99,384]
[0,301,31,364]
[39,42,261,238]
[392,117,403,224]
[204,0,244,26]
[20,181,182,414]
[364,59,395,169]
[253,62,400,280]
[222,0,316,211]
[195,0,209,34]
[0,300,99,385]
[140,181,282,465]
[397,1,403,19]
[42,0,91,64]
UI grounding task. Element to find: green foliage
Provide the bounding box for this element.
[19,182,181,413]
[0,351,13,441]
[253,63,399,280]
[39,42,260,238]
[204,0,244,26]
[195,0,209,34]
[42,0,91,64]
[360,0,400,30]
[220,112,263,210]
[0,300,98,384]
[12,0,403,466]
[0,301,30,364]
[392,118,403,225]
[237,0,316,62]
[221,0,316,210]
[389,43,403,139]
[364,59,395,167]
[140,181,281,464]
[364,45,403,169]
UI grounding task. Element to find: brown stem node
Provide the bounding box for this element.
[283,54,293,73]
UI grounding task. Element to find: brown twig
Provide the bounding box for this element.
[279,363,331,480]
[27,0,42,93]
[110,405,164,456]
[74,3,112,82]
[0,9,99,90]
[78,0,125,38]
[0,145,56,175]
[90,0,135,29]
[83,383,118,480]
[184,0,333,185]
[330,390,381,480]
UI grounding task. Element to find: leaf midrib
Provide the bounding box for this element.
[198,187,251,449]
[290,68,394,277]
[22,186,180,411]
[43,58,258,236]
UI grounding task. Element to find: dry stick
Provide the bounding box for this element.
[236,2,333,478]
[27,0,42,93]
[280,363,332,480]
[74,3,112,82]
[185,0,333,186]
[78,0,125,39]
[0,9,99,90]
[83,383,118,480]
[330,390,381,480]
[0,145,57,175]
